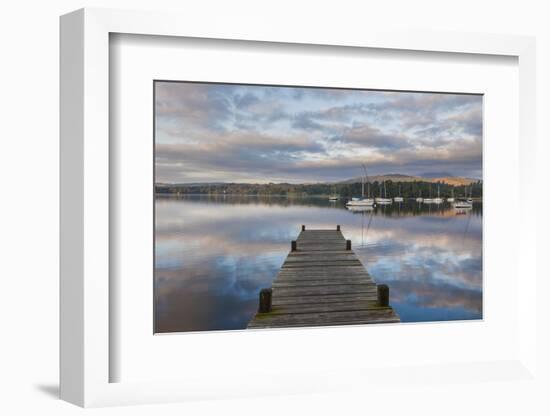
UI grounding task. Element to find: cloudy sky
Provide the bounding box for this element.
[155,81,482,184]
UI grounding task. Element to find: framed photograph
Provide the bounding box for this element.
[60,8,538,407]
[153,80,482,333]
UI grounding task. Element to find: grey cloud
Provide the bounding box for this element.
[155,130,327,182]
[155,82,233,131]
[155,82,482,183]
[334,124,412,150]
[233,92,260,109]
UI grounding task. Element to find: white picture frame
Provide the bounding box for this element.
[60,7,538,407]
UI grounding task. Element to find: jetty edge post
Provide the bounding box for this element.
[291,240,297,251]
[377,284,389,307]
[302,224,306,231]
[336,225,340,231]
[346,239,352,250]
[258,288,273,313]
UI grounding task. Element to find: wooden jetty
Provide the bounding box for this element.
[248,225,400,329]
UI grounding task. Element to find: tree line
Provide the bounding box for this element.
[156,180,483,198]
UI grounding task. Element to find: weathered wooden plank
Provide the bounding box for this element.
[276,270,371,278]
[274,277,374,286]
[273,285,377,297]
[270,301,389,315]
[248,310,400,328]
[284,255,360,261]
[276,272,370,279]
[281,264,368,275]
[282,262,363,269]
[273,279,375,288]
[284,257,360,263]
[272,295,379,308]
[255,308,397,322]
[277,268,370,275]
[286,254,356,260]
[248,317,401,329]
[294,243,348,249]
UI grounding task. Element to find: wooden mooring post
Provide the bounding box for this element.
[248,225,400,329]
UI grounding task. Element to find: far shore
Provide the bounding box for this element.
[155,192,483,201]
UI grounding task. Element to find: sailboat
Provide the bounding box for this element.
[416,186,423,202]
[328,185,340,201]
[454,199,473,209]
[346,204,374,212]
[447,188,455,202]
[346,165,374,207]
[375,180,392,204]
[433,184,443,204]
[453,186,472,209]
[423,184,435,203]
[393,184,404,202]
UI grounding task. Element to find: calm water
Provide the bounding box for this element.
[155,195,483,333]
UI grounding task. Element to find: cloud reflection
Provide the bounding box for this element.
[155,196,482,332]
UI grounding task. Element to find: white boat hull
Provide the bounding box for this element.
[393,197,404,202]
[346,205,374,212]
[346,198,374,207]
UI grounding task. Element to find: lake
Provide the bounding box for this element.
[154,194,483,333]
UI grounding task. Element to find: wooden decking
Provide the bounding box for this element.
[247,226,400,329]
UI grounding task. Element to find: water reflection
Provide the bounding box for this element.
[155,195,482,333]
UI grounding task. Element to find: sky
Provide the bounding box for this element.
[155,81,482,184]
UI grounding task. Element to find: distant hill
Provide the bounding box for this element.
[339,174,479,186]
[157,175,480,188]
[156,174,483,198]
[429,176,480,186]
[339,174,421,184]
[419,171,454,178]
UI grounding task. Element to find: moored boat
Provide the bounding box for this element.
[447,189,455,202]
[346,164,374,207]
[346,204,374,212]
[454,185,473,208]
[375,180,393,205]
[347,198,374,206]
[453,200,473,209]
[433,184,443,203]
[394,185,404,202]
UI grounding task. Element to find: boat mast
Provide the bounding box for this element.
[361,163,369,199]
